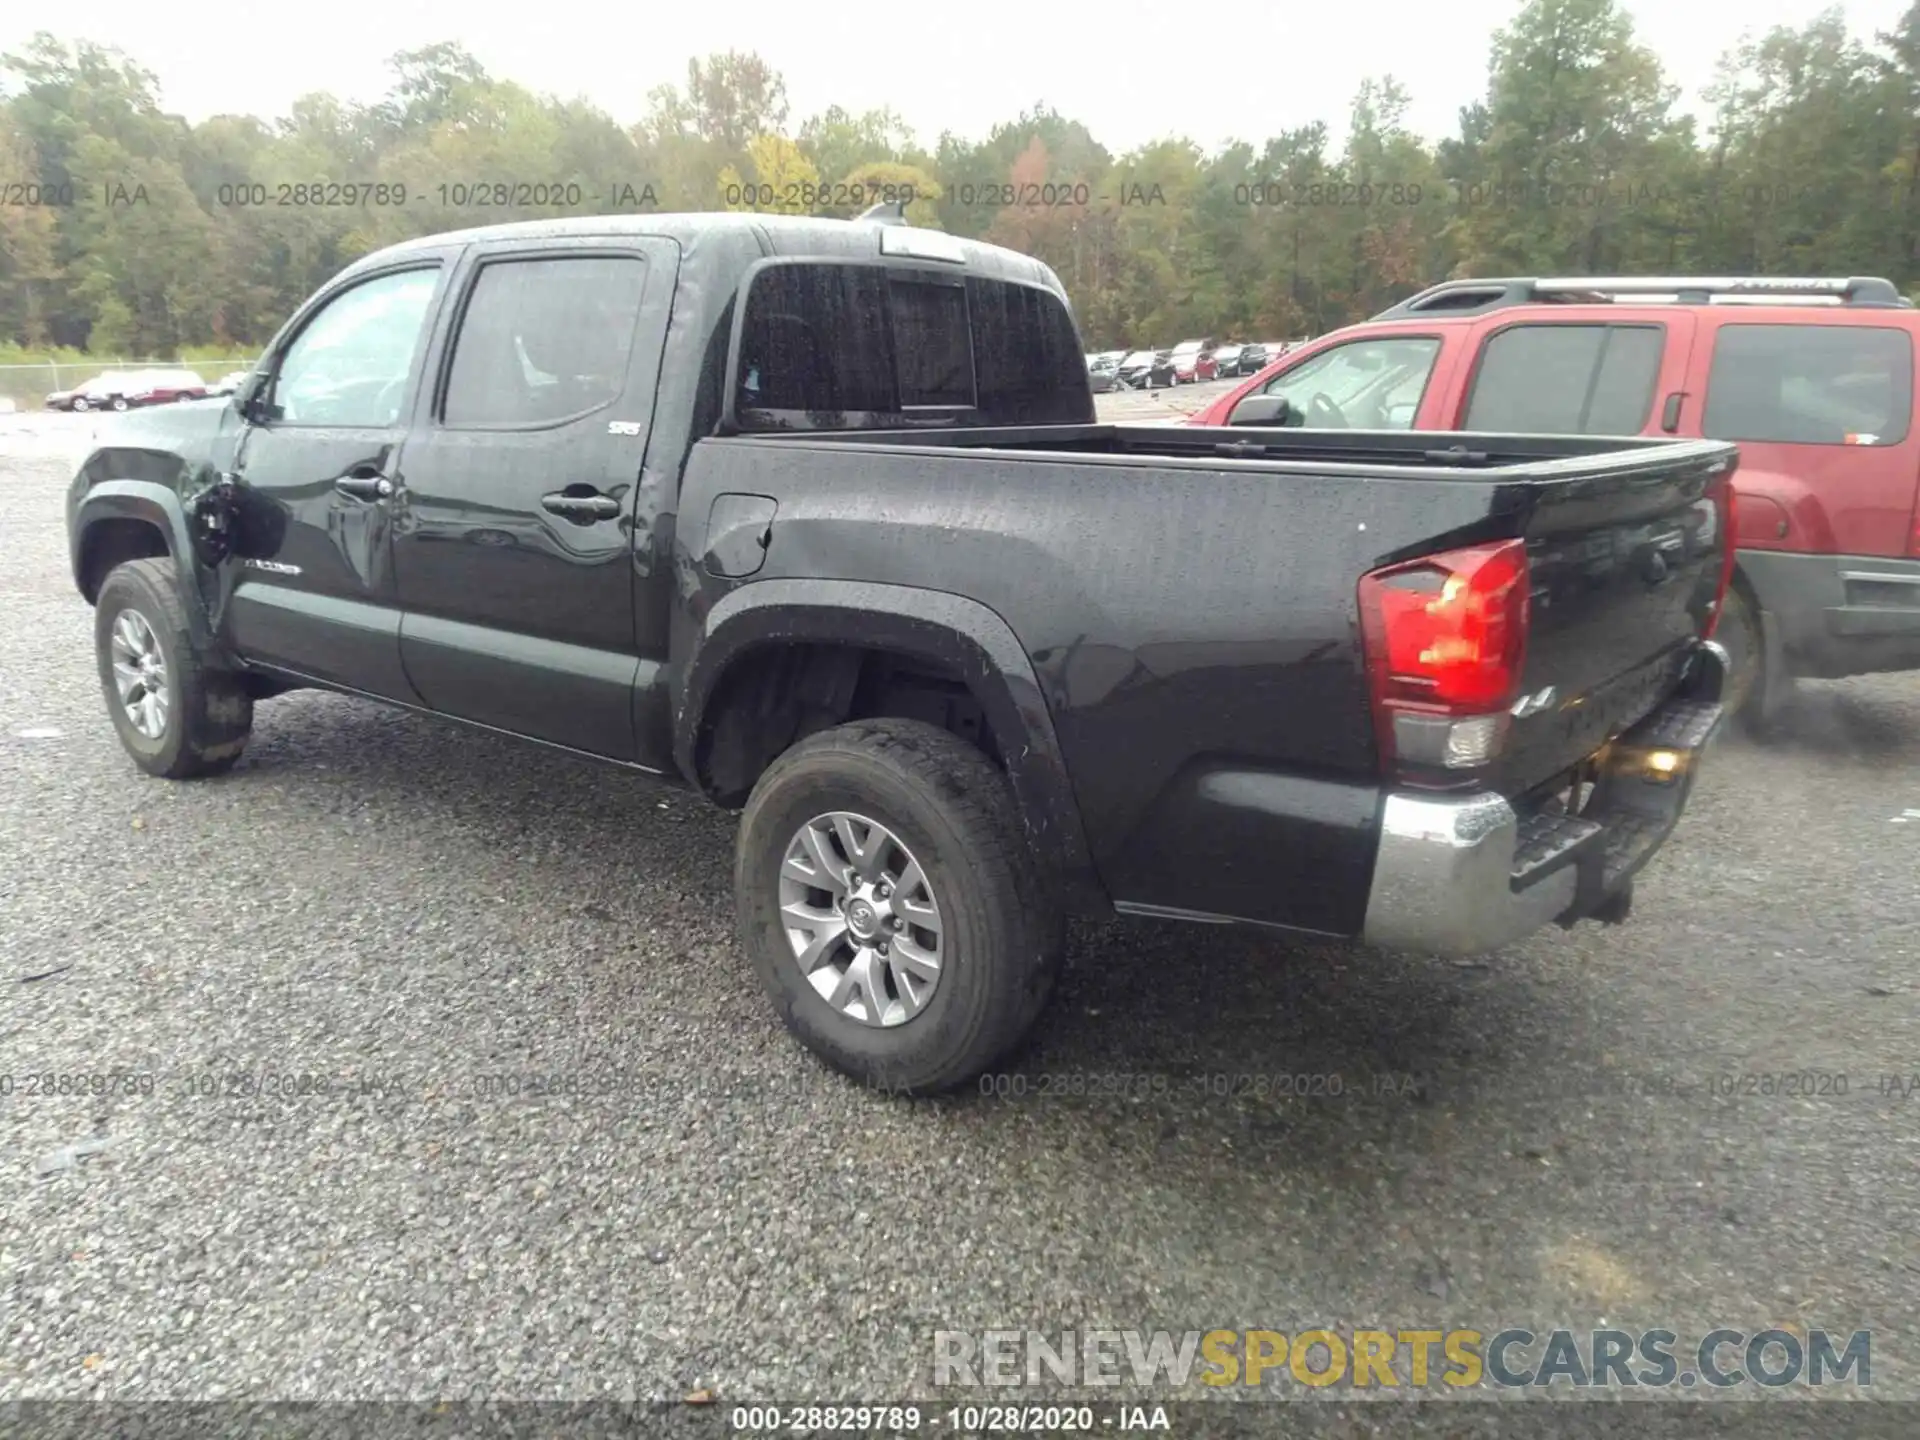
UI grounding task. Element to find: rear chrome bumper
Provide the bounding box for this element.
[1361,642,1727,957]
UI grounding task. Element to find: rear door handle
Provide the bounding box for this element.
[334,468,393,500]
[541,492,621,520]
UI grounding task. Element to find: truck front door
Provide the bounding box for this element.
[222,258,452,699]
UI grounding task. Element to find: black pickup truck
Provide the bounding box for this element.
[66,211,1736,1093]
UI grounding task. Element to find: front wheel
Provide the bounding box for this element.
[735,718,1064,1095]
[94,559,254,778]
[110,396,129,411]
[72,396,90,412]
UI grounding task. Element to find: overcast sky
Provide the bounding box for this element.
[3,0,1910,154]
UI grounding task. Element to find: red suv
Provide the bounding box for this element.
[1189,275,1920,727]
[1168,337,1218,384]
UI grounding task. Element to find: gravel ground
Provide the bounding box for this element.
[2,411,1917,1430]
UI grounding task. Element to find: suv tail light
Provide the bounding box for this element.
[1702,478,1737,640]
[1358,538,1530,782]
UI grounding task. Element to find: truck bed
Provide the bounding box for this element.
[680,425,1736,936]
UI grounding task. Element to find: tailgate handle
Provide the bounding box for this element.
[1660,392,1684,432]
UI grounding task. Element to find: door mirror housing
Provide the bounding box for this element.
[1227,393,1297,427]
[235,371,281,424]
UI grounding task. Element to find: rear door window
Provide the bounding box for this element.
[443,255,649,427]
[1703,324,1914,446]
[1463,323,1664,434]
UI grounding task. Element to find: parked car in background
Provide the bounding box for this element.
[1169,338,1218,384]
[126,368,209,406]
[1233,342,1273,376]
[1115,350,1162,389]
[46,367,209,412]
[46,372,142,412]
[1189,274,1920,729]
[1209,342,1248,378]
[1086,352,1123,393]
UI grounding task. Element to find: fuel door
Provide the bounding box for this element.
[702,493,777,578]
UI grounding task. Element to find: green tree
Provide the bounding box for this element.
[1703,10,1895,272]
[1447,0,1697,274]
[685,52,788,152]
[0,118,59,344]
[719,134,820,214]
[841,159,941,225]
[6,20,1920,363]
[798,106,913,186]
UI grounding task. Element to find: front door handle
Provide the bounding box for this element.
[541,491,621,520]
[335,470,393,500]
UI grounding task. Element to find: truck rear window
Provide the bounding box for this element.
[1703,324,1913,446]
[732,261,1092,429]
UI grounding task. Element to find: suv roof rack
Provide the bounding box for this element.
[1371,275,1914,320]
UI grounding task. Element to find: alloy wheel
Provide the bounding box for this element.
[777,811,944,1027]
[108,608,170,740]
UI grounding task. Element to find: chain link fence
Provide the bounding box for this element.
[0,357,258,411]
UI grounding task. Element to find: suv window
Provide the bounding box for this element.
[1261,336,1441,429]
[274,267,440,427]
[734,262,1088,428]
[443,255,649,427]
[1463,323,1663,434]
[1703,324,1914,446]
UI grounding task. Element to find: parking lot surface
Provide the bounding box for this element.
[2,409,1917,1419]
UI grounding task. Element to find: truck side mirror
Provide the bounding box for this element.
[1228,394,1296,427]
[236,371,283,425]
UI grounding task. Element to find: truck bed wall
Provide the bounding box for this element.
[676,439,1526,935]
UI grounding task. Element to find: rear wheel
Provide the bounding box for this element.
[72,396,90,412]
[1716,581,1789,734]
[94,559,253,779]
[110,396,129,411]
[735,718,1064,1095]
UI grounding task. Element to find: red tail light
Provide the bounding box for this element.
[1358,539,1530,782]
[1703,479,1737,639]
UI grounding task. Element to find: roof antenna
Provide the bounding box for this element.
[857,198,909,225]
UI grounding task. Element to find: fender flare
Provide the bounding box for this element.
[675,578,1106,914]
[72,482,218,650]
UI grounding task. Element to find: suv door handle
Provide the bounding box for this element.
[541,491,621,520]
[334,469,393,500]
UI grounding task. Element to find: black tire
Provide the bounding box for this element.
[1715,580,1786,735]
[110,396,129,412]
[94,558,253,779]
[735,718,1065,1096]
[72,396,90,412]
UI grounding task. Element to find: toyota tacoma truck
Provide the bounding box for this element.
[66,211,1735,1094]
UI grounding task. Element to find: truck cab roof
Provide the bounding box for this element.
[350,211,1067,301]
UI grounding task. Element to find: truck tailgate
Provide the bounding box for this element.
[1490,441,1735,797]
